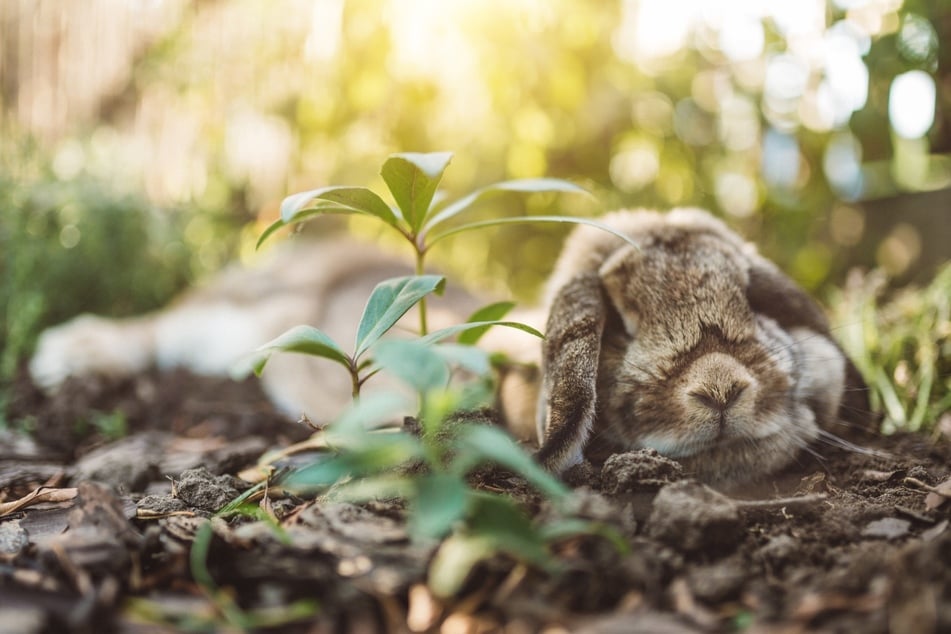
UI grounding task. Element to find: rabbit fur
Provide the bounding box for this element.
[535,208,873,486]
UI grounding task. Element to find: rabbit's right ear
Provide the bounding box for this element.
[536,272,607,472]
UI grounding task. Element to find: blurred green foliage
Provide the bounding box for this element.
[2,1,947,299]
[833,262,951,434]
[0,144,194,383]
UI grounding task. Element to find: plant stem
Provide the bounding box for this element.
[350,363,361,400]
[415,248,429,335]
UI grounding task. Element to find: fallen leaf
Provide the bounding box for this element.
[0,487,78,517]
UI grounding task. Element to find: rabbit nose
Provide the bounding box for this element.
[690,382,748,414]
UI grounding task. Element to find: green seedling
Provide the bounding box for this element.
[259,151,637,334]
[279,338,625,598]
[246,151,629,599]
[244,274,541,399]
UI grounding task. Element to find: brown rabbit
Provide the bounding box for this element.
[536,208,874,486]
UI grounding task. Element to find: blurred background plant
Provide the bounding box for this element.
[0,0,947,429]
[0,133,195,391]
[832,262,950,434]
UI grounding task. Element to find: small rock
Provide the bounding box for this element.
[647,481,742,554]
[0,520,29,556]
[601,450,684,495]
[861,517,911,540]
[563,461,601,488]
[173,467,247,512]
[687,557,746,603]
[757,534,798,570]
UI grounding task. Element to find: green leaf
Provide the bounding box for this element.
[458,301,515,345]
[408,473,470,540]
[246,325,350,376]
[328,473,415,502]
[451,425,569,502]
[374,339,450,394]
[428,493,553,597]
[428,533,496,598]
[330,392,414,438]
[380,152,453,231]
[285,432,423,490]
[354,275,446,359]
[257,199,365,248]
[422,319,544,345]
[424,178,593,232]
[281,186,399,227]
[256,218,287,249]
[466,494,551,567]
[537,518,630,555]
[428,215,641,250]
[433,343,492,376]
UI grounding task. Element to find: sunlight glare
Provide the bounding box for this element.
[889,70,936,139]
[305,0,344,62]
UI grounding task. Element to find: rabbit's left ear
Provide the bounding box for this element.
[745,258,878,430]
[536,272,607,472]
[745,257,830,333]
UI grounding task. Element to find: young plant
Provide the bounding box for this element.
[246,151,631,594]
[278,338,624,598]
[259,151,630,334]
[244,273,540,399]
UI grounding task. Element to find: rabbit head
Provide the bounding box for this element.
[536,208,871,487]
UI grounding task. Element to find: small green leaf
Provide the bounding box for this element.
[285,432,423,490]
[408,473,470,540]
[380,152,453,231]
[424,178,593,232]
[466,494,550,566]
[427,492,554,596]
[281,186,399,226]
[247,325,350,376]
[428,215,641,250]
[452,425,569,502]
[428,533,495,598]
[329,473,415,502]
[354,275,446,359]
[538,518,630,554]
[458,301,515,345]
[422,320,544,345]
[256,218,287,249]
[257,199,361,248]
[330,392,414,438]
[374,339,450,394]
[433,343,492,376]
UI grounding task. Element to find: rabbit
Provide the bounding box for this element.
[535,208,875,487]
[28,236,486,424]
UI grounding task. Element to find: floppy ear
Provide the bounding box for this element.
[745,257,830,333]
[746,258,878,431]
[536,272,607,472]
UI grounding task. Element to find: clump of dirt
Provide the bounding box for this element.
[1,369,949,633]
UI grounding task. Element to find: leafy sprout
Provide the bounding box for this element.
[242,151,628,598]
[259,151,639,334]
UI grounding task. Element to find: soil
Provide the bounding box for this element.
[1,368,950,633]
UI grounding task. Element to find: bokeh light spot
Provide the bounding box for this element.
[889,70,936,139]
[59,224,81,249]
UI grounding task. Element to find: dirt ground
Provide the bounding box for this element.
[1,367,949,633]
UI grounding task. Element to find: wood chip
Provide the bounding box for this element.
[924,476,951,510]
